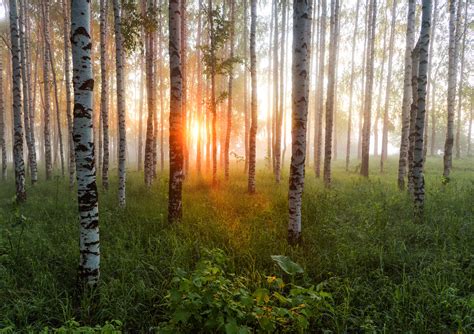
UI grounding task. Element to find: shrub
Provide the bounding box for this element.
[158,249,332,333]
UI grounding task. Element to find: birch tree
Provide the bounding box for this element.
[71,0,100,286]
[274,0,287,183]
[413,0,432,218]
[443,0,460,179]
[113,0,127,206]
[314,0,326,177]
[42,0,53,180]
[145,0,156,188]
[168,0,184,223]
[346,0,361,171]
[100,0,109,189]
[288,0,311,244]
[224,0,235,180]
[360,0,376,177]
[323,0,339,187]
[380,0,397,172]
[455,1,467,159]
[9,0,26,201]
[248,0,257,193]
[19,0,37,184]
[0,55,5,181]
[62,0,75,188]
[397,0,416,189]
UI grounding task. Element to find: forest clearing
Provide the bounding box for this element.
[0,0,473,332]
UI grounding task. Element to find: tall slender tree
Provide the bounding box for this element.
[168,0,184,223]
[224,0,235,180]
[100,0,109,189]
[346,0,361,171]
[10,0,26,201]
[63,0,75,188]
[360,0,376,177]
[181,0,188,173]
[71,0,100,286]
[323,0,339,187]
[314,0,326,177]
[274,0,287,183]
[113,0,127,207]
[443,0,460,178]
[428,0,438,157]
[145,0,156,188]
[380,0,397,172]
[0,55,6,180]
[397,0,416,189]
[248,0,257,194]
[196,0,204,174]
[413,0,432,218]
[42,0,53,180]
[288,0,311,244]
[455,0,467,159]
[19,0,37,184]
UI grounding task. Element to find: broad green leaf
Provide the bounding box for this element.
[271,255,304,275]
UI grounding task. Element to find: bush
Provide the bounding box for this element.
[158,249,332,333]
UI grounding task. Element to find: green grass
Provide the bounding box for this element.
[0,158,473,332]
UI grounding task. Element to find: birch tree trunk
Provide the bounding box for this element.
[19,0,37,184]
[71,0,100,286]
[145,0,156,188]
[181,0,188,173]
[42,0,53,180]
[314,0,326,177]
[158,1,165,173]
[288,0,311,244]
[380,0,397,172]
[224,0,235,180]
[9,0,26,201]
[62,0,75,188]
[373,9,388,158]
[47,31,65,177]
[360,0,376,177]
[248,0,257,194]
[100,0,109,189]
[346,0,360,171]
[428,0,438,157]
[413,0,432,218]
[168,0,184,223]
[397,0,416,189]
[272,0,279,177]
[408,42,420,194]
[113,0,127,207]
[468,97,473,156]
[196,0,203,174]
[275,0,287,183]
[243,0,249,174]
[455,1,467,159]
[323,0,339,187]
[0,56,6,180]
[443,0,460,178]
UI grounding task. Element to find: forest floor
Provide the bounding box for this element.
[0,157,473,332]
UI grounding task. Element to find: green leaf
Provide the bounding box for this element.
[271,255,304,275]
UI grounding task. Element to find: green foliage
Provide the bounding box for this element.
[271,255,304,276]
[0,158,473,332]
[158,249,332,333]
[200,7,241,77]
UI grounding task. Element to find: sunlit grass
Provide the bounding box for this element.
[0,157,473,331]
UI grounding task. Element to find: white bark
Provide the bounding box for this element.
[397,0,416,189]
[113,0,127,207]
[168,0,184,223]
[413,0,432,218]
[288,0,311,244]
